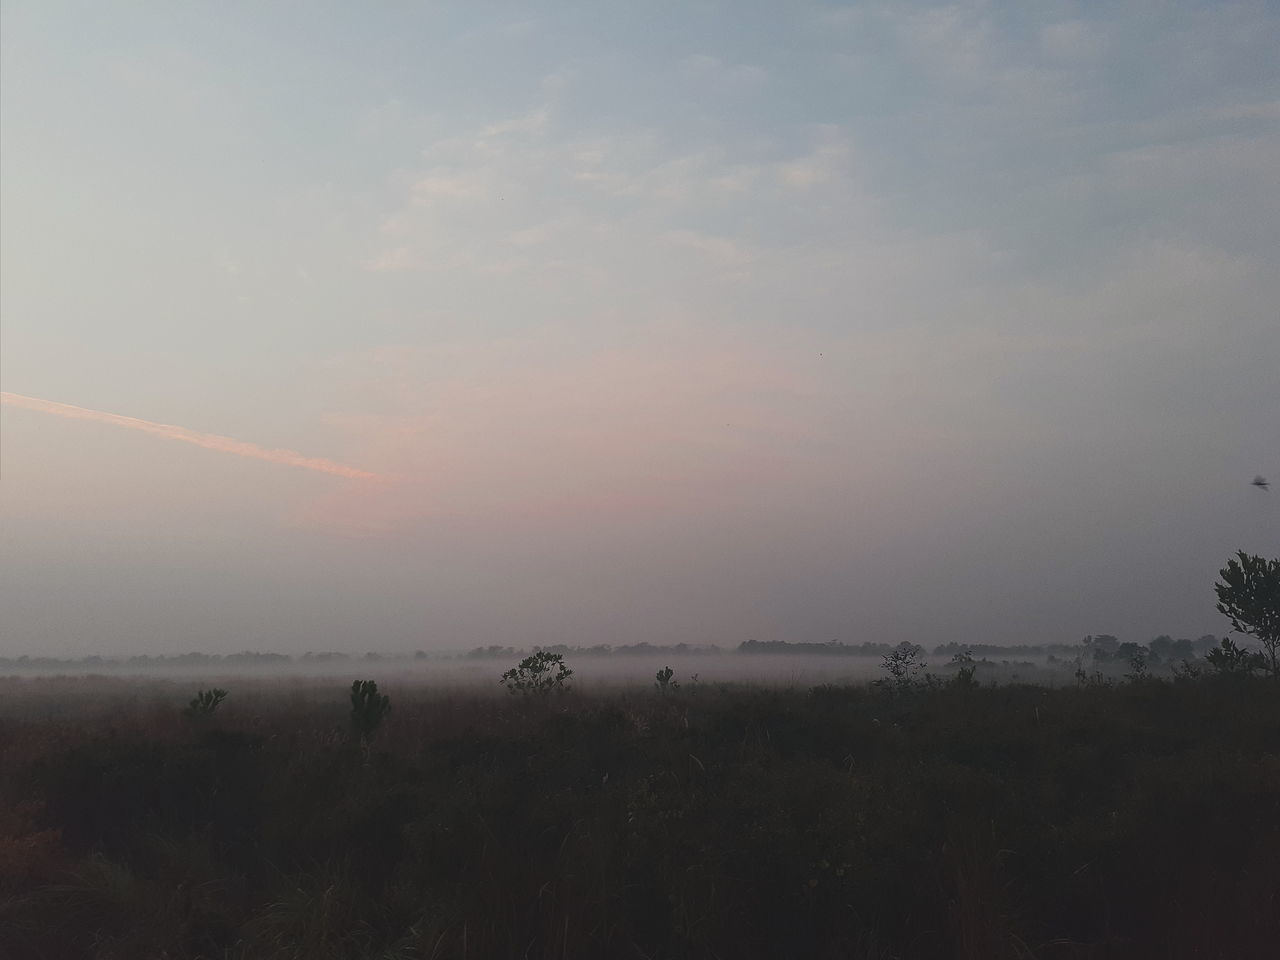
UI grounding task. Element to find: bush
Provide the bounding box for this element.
[500,651,573,694]
[183,688,228,718]
[1124,649,1152,684]
[949,649,978,689]
[876,641,925,692]
[349,680,391,741]
[1204,637,1266,676]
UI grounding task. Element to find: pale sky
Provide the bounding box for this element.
[2,1,1277,656]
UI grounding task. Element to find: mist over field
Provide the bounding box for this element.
[3,653,872,686]
[0,628,1232,698]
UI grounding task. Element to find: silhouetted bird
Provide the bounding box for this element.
[1252,475,1270,490]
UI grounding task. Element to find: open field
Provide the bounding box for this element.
[0,654,887,691]
[2,668,1278,960]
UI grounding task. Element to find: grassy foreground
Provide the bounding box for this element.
[1,676,1278,959]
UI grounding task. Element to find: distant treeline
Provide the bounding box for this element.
[461,642,725,660]
[738,639,903,656]
[0,651,298,671]
[1,633,1229,671]
[0,643,725,671]
[739,634,1225,664]
[0,650,426,671]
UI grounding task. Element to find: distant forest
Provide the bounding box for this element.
[0,633,1228,671]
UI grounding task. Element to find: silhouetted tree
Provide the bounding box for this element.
[1215,552,1280,679]
[501,651,573,694]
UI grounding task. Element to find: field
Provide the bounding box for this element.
[2,667,1278,960]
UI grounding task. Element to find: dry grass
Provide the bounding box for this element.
[1,674,1277,959]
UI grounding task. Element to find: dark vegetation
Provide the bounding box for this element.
[1215,551,1280,678]
[499,651,574,694]
[184,688,229,719]
[0,669,1276,958]
[349,680,392,743]
[0,554,1276,958]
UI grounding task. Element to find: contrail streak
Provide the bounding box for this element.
[1,391,382,481]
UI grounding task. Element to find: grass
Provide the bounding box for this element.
[0,673,1277,959]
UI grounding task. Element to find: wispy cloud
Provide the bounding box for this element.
[1,392,383,481]
[777,132,853,189]
[662,228,754,267]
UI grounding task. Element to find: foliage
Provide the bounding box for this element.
[500,650,573,694]
[875,641,926,692]
[949,649,978,689]
[1204,637,1267,677]
[654,665,679,692]
[183,688,228,718]
[6,676,1280,959]
[348,680,390,741]
[1215,551,1280,677]
[1124,649,1151,684]
[1171,658,1203,683]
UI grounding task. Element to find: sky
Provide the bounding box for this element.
[1,1,1277,657]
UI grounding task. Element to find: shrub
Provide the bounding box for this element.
[655,666,679,692]
[949,650,978,689]
[183,688,228,718]
[349,680,391,740]
[500,651,573,694]
[1172,658,1203,682]
[876,642,925,692]
[1124,649,1152,684]
[1204,637,1266,677]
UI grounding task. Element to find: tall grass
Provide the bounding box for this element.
[0,675,1276,958]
